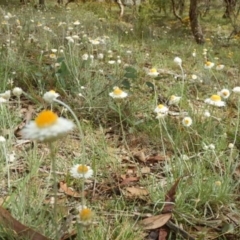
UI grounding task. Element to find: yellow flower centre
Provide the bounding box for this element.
[77,165,89,174]
[215,181,221,186]
[158,104,164,109]
[205,61,212,66]
[79,208,93,221]
[113,87,123,95]
[49,53,56,59]
[150,68,157,73]
[184,119,190,124]
[35,110,58,128]
[170,95,176,100]
[210,95,221,102]
[222,91,228,96]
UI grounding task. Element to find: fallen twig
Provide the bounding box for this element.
[166,220,195,240]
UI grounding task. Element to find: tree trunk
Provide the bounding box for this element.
[223,0,236,18]
[189,0,205,44]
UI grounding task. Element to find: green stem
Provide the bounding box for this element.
[233,98,240,146]
[158,119,166,158]
[53,99,86,212]
[49,142,58,240]
[117,103,129,152]
[17,96,21,110]
[2,143,10,189]
[179,64,185,98]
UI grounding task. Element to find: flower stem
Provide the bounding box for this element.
[179,64,185,98]
[2,143,10,189]
[49,142,59,240]
[233,98,240,146]
[117,103,130,152]
[17,96,21,110]
[54,99,87,212]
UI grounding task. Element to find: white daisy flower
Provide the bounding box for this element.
[12,87,23,97]
[182,117,192,127]
[82,53,89,61]
[55,63,61,68]
[203,49,207,56]
[77,205,94,224]
[70,164,93,179]
[228,143,234,149]
[232,86,240,94]
[43,90,59,103]
[21,110,75,142]
[209,144,215,150]
[216,64,224,70]
[191,74,198,80]
[218,89,230,99]
[147,68,159,78]
[89,39,100,45]
[204,95,225,107]
[0,136,6,142]
[109,87,128,99]
[168,95,181,105]
[0,97,7,103]
[73,20,80,25]
[215,181,221,187]
[204,61,215,69]
[97,53,104,59]
[192,49,196,57]
[203,110,211,117]
[49,53,57,59]
[108,60,116,64]
[174,57,182,66]
[69,35,78,40]
[7,151,16,163]
[65,36,74,43]
[0,90,11,100]
[154,104,168,114]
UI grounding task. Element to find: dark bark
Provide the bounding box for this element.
[20,0,29,3]
[223,0,236,18]
[20,0,44,5]
[171,0,183,22]
[65,0,80,7]
[189,0,205,44]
